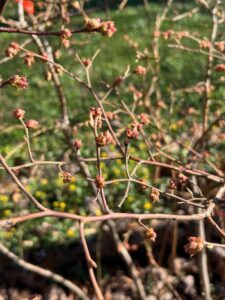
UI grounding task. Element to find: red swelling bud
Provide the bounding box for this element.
[25,119,38,129]
[100,21,117,37]
[215,64,225,72]
[139,113,150,125]
[61,171,72,183]
[134,65,146,76]
[96,131,114,147]
[90,107,102,118]
[84,17,102,30]
[126,122,142,139]
[24,52,35,67]
[96,133,107,147]
[95,175,105,188]
[184,237,204,257]
[60,28,72,39]
[9,75,28,89]
[74,139,82,150]
[13,108,25,119]
[149,188,160,203]
[82,58,91,67]
[5,42,20,58]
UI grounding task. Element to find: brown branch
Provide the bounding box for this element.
[79,221,103,300]
[0,242,88,299]
[0,26,95,36]
[0,154,47,211]
[0,202,215,228]
[207,216,225,240]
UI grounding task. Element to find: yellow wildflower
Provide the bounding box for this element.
[143,202,152,210]
[67,228,75,238]
[40,178,48,185]
[69,184,76,192]
[0,195,9,202]
[3,209,11,217]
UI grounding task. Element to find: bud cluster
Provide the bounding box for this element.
[149,188,160,203]
[5,42,20,58]
[184,236,204,257]
[9,75,28,89]
[73,139,82,150]
[215,64,225,72]
[134,65,146,76]
[96,130,114,147]
[126,122,143,139]
[95,175,105,189]
[61,171,72,183]
[90,107,103,128]
[60,28,72,48]
[84,17,117,37]
[13,109,39,129]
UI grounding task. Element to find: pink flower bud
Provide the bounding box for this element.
[104,130,113,144]
[9,75,28,89]
[215,64,225,72]
[84,17,101,30]
[60,28,72,39]
[149,188,160,203]
[82,58,91,67]
[139,113,150,125]
[95,175,105,188]
[25,119,39,129]
[24,52,35,67]
[61,171,72,183]
[100,21,117,37]
[13,108,25,119]
[134,65,146,76]
[90,107,102,118]
[96,132,107,147]
[74,139,82,150]
[184,237,204,257]
[5,42,20,58]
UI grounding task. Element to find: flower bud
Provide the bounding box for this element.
[139,113,150,125]
[90,107,102,118]
[146,228,157,242]
[134,65,146,76]
[149,188,160,203]
[104,130,113,144]
[25,119,39,129]
[100,21,117,37]
[74,139,82,150]
[84,17,101,30]
[5,42,20,58]
[184,237,204,257]
[61,171,72,183]
[95,175,105,188]
[168,180,177,190]
[215,64,225,72]
[13,108,25,119]
[60,28,72,39]
[96,133,107,147]
[24,52,35,67]
[82,58,91,67]
[9,75,28,89]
